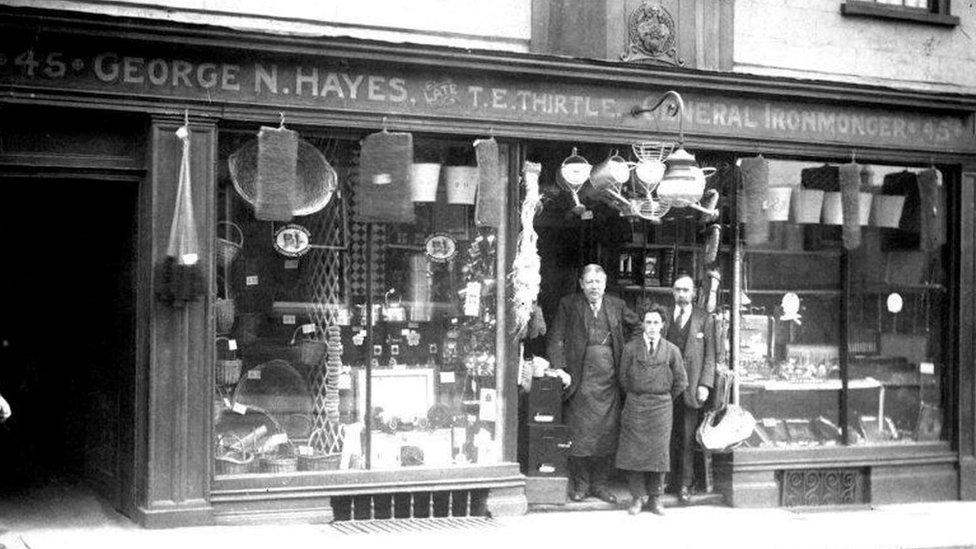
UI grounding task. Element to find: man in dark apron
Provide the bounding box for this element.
[667,274,716,505]
[548,264,638,503]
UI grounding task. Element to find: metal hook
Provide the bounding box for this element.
[850,150,857,164]
[632,90,686,145]
[381,116,389,132]
[183,109,189,127]
[279,111,286,128]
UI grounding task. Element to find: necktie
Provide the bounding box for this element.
[677,307,687,329]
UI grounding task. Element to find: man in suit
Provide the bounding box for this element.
[548,264,638,504]
[667,273,716,505]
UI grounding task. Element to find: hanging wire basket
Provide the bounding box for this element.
[216,221,244,266]
[632,141,675,163]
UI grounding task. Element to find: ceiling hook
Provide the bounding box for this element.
[381,116,389,132]
[183,108,189,127]
[279,111,286,128]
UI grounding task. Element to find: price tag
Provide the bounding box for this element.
[282,315,296,325]
[401,328,411,336]
[247,369,261,380]
[762,418,778,428]
[301,323,316,334]
[920,362,935,375]
[284,260,299,269]
[298,445,314,456]
[439,371,456,384]
[232,402,248,415]
[538,464,555,474]
[245,275,259,286]
[581,209,594,220]
[533,414,554,423]
[227,339,238,351]
[223,398,231,408]
[463,281,482,317]
[338,373,352,390]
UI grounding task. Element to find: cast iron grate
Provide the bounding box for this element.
[331,489,489,521]
[779,468,869,506]
[329,516,497,535]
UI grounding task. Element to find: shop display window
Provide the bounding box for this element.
[212,130,507,476]
[737,159,947,449]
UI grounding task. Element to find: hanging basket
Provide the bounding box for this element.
[216,358,243,386]
[215,297,236,334]
[444,166,479,205]
[410,163,442,202]
[216,221,244,266]
[790,189,825,224]
[870,195,905,228]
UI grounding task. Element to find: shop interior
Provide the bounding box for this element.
[0,178,136,525]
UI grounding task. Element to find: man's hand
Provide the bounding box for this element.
[697,386,710,404]
[0,394,11,422]
[548,369,572,389]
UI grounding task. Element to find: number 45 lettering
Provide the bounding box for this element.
[15,50,66,78]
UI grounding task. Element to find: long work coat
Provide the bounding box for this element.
[547,293,637,401]
[616,337,688,472]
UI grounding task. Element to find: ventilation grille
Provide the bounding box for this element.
[332,489,489,521]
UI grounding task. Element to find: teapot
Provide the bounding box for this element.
[658,147,716,207]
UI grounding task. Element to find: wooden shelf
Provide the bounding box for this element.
[744,248,842,257]
[618,285,673,294]
[745,289,842,296]
[851,283,947,294]
[618,242,731,253]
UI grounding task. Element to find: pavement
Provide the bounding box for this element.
[2,481,976,549]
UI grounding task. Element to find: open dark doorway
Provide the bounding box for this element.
[0,178,136,518]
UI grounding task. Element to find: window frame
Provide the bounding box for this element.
[841,1,959,27]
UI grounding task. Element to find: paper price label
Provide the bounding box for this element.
[223,398,231,408]
[538,464,555,474]
[227,339,237,351]
[439,371,456,384]
[247,369,261,380]
[338,373,352,390]
[301,323,316,334]
[298,445,314,456]
[245,275,259,286]
[284,260,299,269]
[282,315,296,325]
[920,362,935,375]
[761,418,779,428]
[581,210,594,220]
[232,402,248,415]
[463,281,482,317]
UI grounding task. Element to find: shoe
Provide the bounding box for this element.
[569,490,587,502]
[590,488,618,505]
[677,486,692,506]
[648,496,665,516]
[628,496,647,515]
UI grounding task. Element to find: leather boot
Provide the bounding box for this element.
[628,496,647,515]
[648,496,665,516]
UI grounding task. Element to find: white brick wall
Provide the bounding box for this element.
[735,0,976,93]
[2,0,533,52]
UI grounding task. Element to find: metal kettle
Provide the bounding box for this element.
[658,147,716,207]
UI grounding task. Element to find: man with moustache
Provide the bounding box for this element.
[667,273,716,505]
[548,264,638,504]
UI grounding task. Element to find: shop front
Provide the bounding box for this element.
[2,7,975,527]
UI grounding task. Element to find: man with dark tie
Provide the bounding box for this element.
[667,273,716,505]
[548,264,638,504]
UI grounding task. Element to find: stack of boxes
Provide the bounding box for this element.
[522,375,572,504]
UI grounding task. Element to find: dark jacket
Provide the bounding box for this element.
[670,306,716,409]
[547,293,637,401]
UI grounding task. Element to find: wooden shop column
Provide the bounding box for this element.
[135,116,216,528]
[960,165,976,501]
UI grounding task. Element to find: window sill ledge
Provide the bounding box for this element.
[841,2,959,27]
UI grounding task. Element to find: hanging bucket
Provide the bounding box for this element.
[821,192,843,225]
[766,187,793,222]
[444,166,479,205]
[410,163,441,203]
[871,195,905,228]
[790,189,825,224]
[858,192,874,226]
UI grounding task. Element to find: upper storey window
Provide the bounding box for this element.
[841,1,959,26]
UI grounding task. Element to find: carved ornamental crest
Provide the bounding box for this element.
[621,2,684,66]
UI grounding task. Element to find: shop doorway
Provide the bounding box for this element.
[0,178,136,521]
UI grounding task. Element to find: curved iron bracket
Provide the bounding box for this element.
[631,90,686,145]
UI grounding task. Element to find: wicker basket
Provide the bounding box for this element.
[216,358,243,386]
[290,326,327,367]
[216,221,244,266]
[259,442,298,474]
[215,297,236,334]
[297,427,342,471]
[215,434,255,475]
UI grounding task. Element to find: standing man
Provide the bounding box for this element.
[667,273,716,505]
[548,264,638,504]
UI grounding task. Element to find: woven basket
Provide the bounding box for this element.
[791,189,825,224]
[215,433,255,475]
[297,427,343,471]
[216,221,243,266]
[216,358,242,386]
[259,442,298,474]
[290,327,327,367]
[215,297,236,334]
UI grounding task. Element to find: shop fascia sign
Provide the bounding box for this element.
[2,39,974,153]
